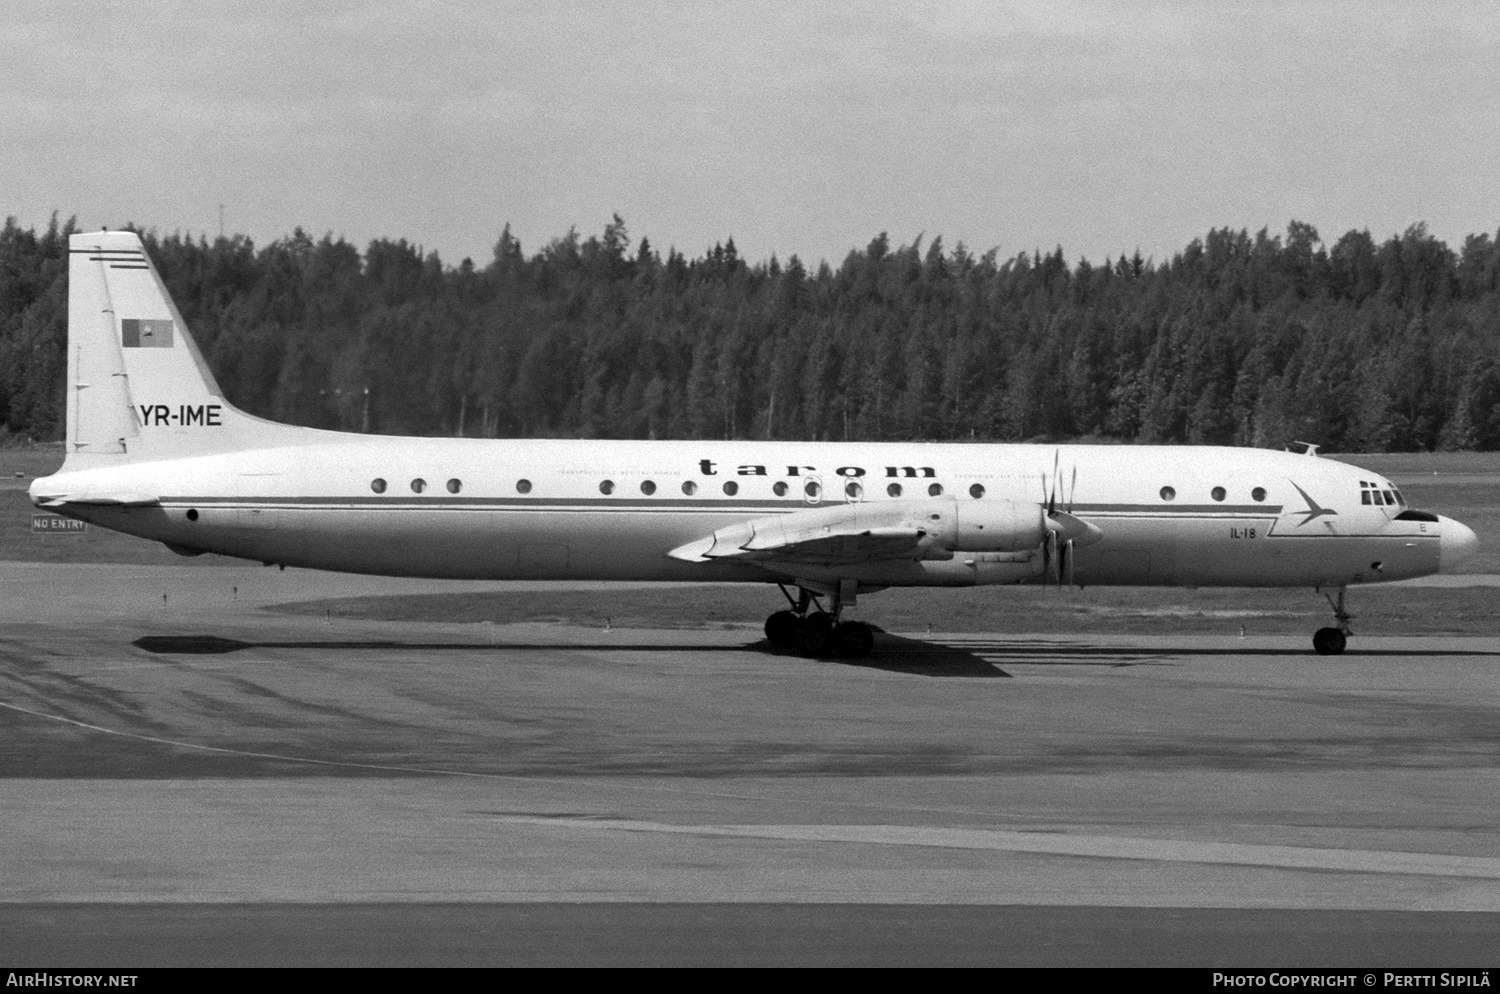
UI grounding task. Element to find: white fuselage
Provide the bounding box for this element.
[39,230,1478,622]
[33,437,1469,589]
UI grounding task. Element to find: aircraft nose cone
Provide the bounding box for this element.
[1439,517,1479,572]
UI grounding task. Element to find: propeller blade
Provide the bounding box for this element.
[1048,450,1060,515]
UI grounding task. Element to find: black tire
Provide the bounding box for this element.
[834,621,875,659]
[793,612,835,657]
[765,610,801,648]
[1312,627,1347,656]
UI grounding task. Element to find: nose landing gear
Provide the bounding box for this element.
[1313,587,1353,655]
[764,583,875,659]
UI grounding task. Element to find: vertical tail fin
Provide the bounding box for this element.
[65,230,296,466]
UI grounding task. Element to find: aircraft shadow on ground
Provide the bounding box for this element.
[130,634,761,656]
[129,632,1012,677]
[130,634,1498,668]
[131,633,1014,677]
[751,633,1011,678]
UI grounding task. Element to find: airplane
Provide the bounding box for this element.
[30,230,1479,657]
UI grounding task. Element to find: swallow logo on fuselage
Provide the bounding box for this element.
[1288,481,1338,526]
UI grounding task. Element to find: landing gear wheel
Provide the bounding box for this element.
[1312,627,1347,656]
[834,621,875,659]
[765,610,801,648]
[1312,588,1353,656]
[793,612,835,657]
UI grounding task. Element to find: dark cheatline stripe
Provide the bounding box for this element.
[1072,502,1282,515]
[163,496,801,512]
[155,495,1301,520]
[109,264,151,270]
[161,495,1287,512]
[1267,533,1438,540]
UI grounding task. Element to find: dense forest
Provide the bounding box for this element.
[3,213,1499,451]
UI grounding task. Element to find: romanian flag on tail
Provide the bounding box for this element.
[121,318,174,348]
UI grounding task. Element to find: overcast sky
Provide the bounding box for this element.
[2,1,1495,267]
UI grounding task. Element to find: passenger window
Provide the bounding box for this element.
[446,479,461,494]
[928,483,943,497]
[1251,487,1266,502]
[516,479,532,494]
[845,480,862,499]
[773,481,788,497]
[1160,486,1175,501]
[682,480,698,496]
[371,478,387,494]
[805,480,821,499]
[640,480,656,495]
[1210,486,1226,502]
[969,484,985,499]
[723,481,739,496]
[600,480,615,495]
[887,483,903,497]
[411,478,427,493]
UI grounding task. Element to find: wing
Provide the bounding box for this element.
[670,520,930,567]
[667,498,1100,571]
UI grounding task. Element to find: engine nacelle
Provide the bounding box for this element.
[914,499,1048,553]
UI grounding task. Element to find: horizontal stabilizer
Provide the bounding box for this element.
[38,492,160,507]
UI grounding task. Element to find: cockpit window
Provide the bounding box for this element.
[1360,480,1402,507]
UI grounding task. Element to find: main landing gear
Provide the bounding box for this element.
[1312,586,1353,656]
[764,583,875,659]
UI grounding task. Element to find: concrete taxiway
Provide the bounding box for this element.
[2,562,1499,965]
